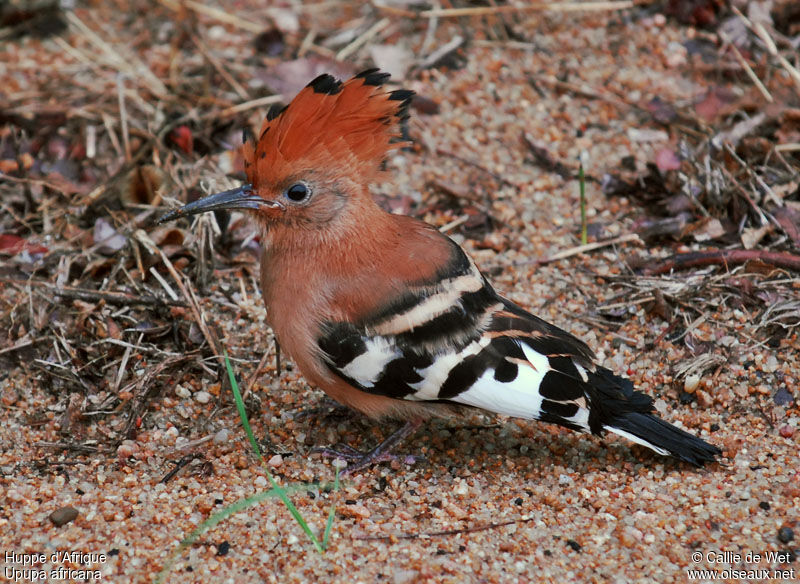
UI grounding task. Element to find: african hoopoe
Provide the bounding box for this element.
[160,69,720,473]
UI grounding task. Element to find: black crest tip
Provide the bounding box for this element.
[388,89,415,104]
[356,68,391,87]
[388,89,415,122]
[266,103,287,122]
[242,126,255,145]
[308,73,343,95]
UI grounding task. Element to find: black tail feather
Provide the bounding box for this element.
[606,412,721,466]
[584,367,720,466]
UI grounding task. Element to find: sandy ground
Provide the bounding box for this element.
[1,2,798,583]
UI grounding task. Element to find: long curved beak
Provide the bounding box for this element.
[157,184,283,224]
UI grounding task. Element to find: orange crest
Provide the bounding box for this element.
[242,69,414,188]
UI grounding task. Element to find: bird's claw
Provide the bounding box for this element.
[312,444,423,474]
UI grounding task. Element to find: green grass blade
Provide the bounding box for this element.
[155,485,303,584]
[321,468,340,549]
[155,353,342,583]
[224,351,325,553]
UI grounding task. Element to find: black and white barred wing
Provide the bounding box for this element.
[317,290,602,435]
[317,293,719,466]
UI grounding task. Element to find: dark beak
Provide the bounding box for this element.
[157,184,283,224]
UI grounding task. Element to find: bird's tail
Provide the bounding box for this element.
[604,412,720,466]
[586,367,720,466]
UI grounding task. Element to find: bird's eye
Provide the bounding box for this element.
[285,182,311,203]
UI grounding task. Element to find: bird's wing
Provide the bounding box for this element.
[316,242,604,433]
[316,241,720,465]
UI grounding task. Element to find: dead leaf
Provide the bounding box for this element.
[122,165,166,205]
[93,218,127,255]
[631,213,692,239]
[0,234,48,255]
[695,87,740,123]
[522,133,574,178]
[666,0,725,27]
[150,226,185,248]
[430,179,478,202]
[713,112,767,148]
[686,217,726,242]
[42,171,87,196]
[655,148,681,171]
[771,206,800,244]
[169,125,194,156]
[772,181,799,200]
[741,224,771,249]
[776,108,800,145]
[265,6,299,34]
[410,95,440,115]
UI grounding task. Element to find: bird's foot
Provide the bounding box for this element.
[313,445,422,473]
[312,419,424,474]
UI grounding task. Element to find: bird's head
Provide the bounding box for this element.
[158,69,413,232]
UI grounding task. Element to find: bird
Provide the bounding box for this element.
[159,69,720,473]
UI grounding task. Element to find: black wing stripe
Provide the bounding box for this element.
[369,352,434,399]
[498,298,595,364]
[541,399,581,419]
[391,287,498,347]
[318,322,368,369]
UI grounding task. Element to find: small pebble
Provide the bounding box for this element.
[267,454,283,468]
[213,428,230,444]
[763,355,779,373]
[654,399,668,415]
[49,506,79,527]
[117,440,138,459]
[779,425,795,438]
[175,384,191,399]
[684,374,701,393]
[696,389,713,408]
[194,391,212,404]
[393,569,419,584]
[453,480,469,495]
[774,389,794,407]
[778,526,794,544]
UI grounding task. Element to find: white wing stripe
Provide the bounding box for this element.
[407,337,489,400]
[339,337,400,388]
[373,272,484,335]
[447,340,548,418]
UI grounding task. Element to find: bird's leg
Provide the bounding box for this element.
[313,419,424,474]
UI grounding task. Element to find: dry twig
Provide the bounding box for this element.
[353,516,537,541]
[418,1,634,18]
[638,249,800,275]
